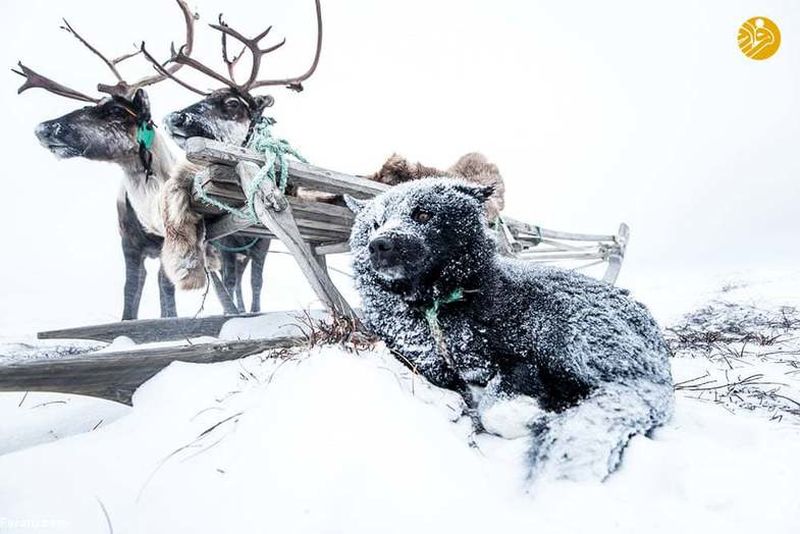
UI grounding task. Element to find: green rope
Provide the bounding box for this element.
[210,237,259,253]
[193,117,308,223]
[424,288,465,367]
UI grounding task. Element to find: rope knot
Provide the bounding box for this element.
[193,116,307,222]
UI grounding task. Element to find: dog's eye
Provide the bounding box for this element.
[373,220,381,231]
[412,210,432,224]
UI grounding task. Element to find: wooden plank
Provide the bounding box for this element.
[206,216,349,243]
[237,161,356,319]
[0,336,304,404]
[602,223,630,284]
[198,183,354,231]
[196,184,355,227]
[516,251,605,261]
[315,241,351,255]
[38,313,266,343]
[504,217,616,243]
[186,137,388,198]
[206,213,256,241]
[198,178,356,225]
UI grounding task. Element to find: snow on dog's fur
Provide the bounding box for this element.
[346,178,674,481]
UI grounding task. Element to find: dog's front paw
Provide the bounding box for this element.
[480,395,545,439]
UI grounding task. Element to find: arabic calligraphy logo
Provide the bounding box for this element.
[738,17,781,60]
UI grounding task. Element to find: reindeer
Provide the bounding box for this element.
[142,0,323,313]
[14,0,239,317]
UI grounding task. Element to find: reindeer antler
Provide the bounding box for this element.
[207,20,287,91]
[98,0,198,96]
[219,14,247,83]
[139,43,209,96]
[11,62,100,103]
[59,18,132,83]
[14,0,197,103]
[143,0,322,99]
[245,0,322,91]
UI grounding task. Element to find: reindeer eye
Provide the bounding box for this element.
[412,209,432,224]
[107,105,133,119]
[224,98,244,112]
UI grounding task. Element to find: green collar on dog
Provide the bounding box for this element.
[424,287,465,367]
[425,288,465,324]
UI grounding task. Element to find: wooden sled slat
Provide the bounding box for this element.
[186,137,388,198]
[1,336,304,404]
[36,313,271,344]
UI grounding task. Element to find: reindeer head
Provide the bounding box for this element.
[14,0,196,171]
[35,91,152,162]
[165,89,274,148]
[153,0,322,148]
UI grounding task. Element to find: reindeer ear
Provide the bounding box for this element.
[344,194,369,214]
[253,95,275,111]
[452,182,495,204]
[132,89,151,117]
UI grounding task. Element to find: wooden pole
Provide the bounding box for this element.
[0,336,304,404]
[236,161,356,319]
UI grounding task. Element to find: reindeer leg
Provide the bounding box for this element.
[249,239,269,313]
[235,257,247,313]
[209,271,238,315]
[122,249,145,321]
[158,265,177,317]
[220,250,241,313]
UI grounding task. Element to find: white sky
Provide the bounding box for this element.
[0,0,798,335]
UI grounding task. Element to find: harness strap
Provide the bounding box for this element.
[193,116,307,222]
[210,237,260,253]
[424,287,465,368]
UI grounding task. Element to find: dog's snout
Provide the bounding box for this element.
[369,236,394,256]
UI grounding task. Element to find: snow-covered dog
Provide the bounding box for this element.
[346,178,674,481]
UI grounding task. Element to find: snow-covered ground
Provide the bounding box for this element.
[1,270,799,533]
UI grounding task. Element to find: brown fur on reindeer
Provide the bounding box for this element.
[160,162,217,290]
[370,152,506,221]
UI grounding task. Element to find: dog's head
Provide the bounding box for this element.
[346,178,496,302]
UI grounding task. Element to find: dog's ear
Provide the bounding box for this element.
[344,194,369,214]
[452,183,495,204]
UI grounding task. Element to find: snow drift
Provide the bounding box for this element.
[0,343,798,534]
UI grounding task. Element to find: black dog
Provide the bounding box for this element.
[346,178,673,481]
